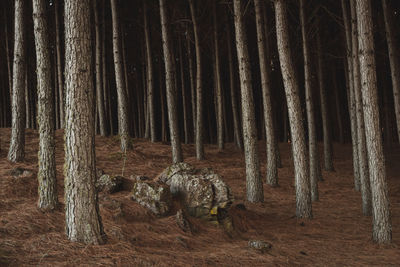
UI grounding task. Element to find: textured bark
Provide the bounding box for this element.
[356,0,392,244]
[233,0,263,203]
[341,0,360,191]
[8,0,26,163]
[4,8,12,105]
[300,0,319,201]
[33,0,58,211]
[54,0,65,128]
[110,0,131,151]
[64,0,105,244]
[179,36,189,144]
[101,0,109,135]
[350,0,371,215]
[382,0,400,143]
[213,1,224,150]
[254,0,278,186]
[274,0,312,218]
[93,0,106,136]
[189,0,204,160]
[227,21,243,150]
[144,1,156,142]
[160,0,183,163]
[316,29,334,172]
[24,66,30,129]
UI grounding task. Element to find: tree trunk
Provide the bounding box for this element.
[350,0,371,216]
[213,1,224,150]
[54,53,60,129]
[254,0,278,186]
[64,0,105,244]
[300,0,319,201]
[226,21,243,150]
[189,0,204,160]
[179,36,189,144]
[274,0,312,218]
[32,0,58,211]
[4,8,12,105]
[8,0,26,163]
[143,0,156,142]
[341,0,360,191]
[382,0,400,143]
[160,0,183,163]
[333,70,344,144]
[186,26,196,142]
[54,0,65,128]
[101,0,109,135]
[93,0,106,136]
[233,0,263,203]
[356,0,392,244]
[159,62,167,142]
[316,28,334,172]
[110,0,131,152]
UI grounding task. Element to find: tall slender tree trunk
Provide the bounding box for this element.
[227,22,243,150]
[110,0,131,152]
[189,0,204,160]
[186,26,196,142]
[8,0,26,163]
[159,62,167,142]
[54,0,64,128]
[54,53,60,129]
[356,0,392,244]
[143,0,156,142]
[101,0,109,135]
[24,65,30,129]
[160,0,183,163]
[254,0,278,186]
[233,0,263,203]
[274,0,312,218]
[341,0,360,191]
[350,0,371,216]
[382,0,400,143]
[33,0,58,211]
[333,72,344,144]
[4,8,13,105]
[93,0,106,136]
[64,0,105,245]
[179,36,189,144]
[300,0,319,201]
[316,28,334,172]
[213,1,224,150]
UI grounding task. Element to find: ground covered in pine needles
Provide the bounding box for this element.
[0,128,399,266]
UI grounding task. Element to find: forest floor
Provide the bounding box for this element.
[0,128,399,266]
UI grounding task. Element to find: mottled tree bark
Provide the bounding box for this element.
[226,21,243,150]
[54,0,64,128]
[179,36,189,144]
[300,0,319,201]
[64,0,105,244]
[110,0,131,151]
[356,0,392,244]
[93,0,106,136]
[274,0,312,218]
[32,0,58,211]
[233,0,263,203]
[160,0,183,163]
[143,0,156,142]
[351,0,371,215]
[254,0,278,186]
[341,0,360,191]
[382,0,400,143]
[189,0,204,160]
[8,0,26,163]
[316,28,334,172]
[213,1,224,150]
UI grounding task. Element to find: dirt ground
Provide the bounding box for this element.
[0,128,399,266]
